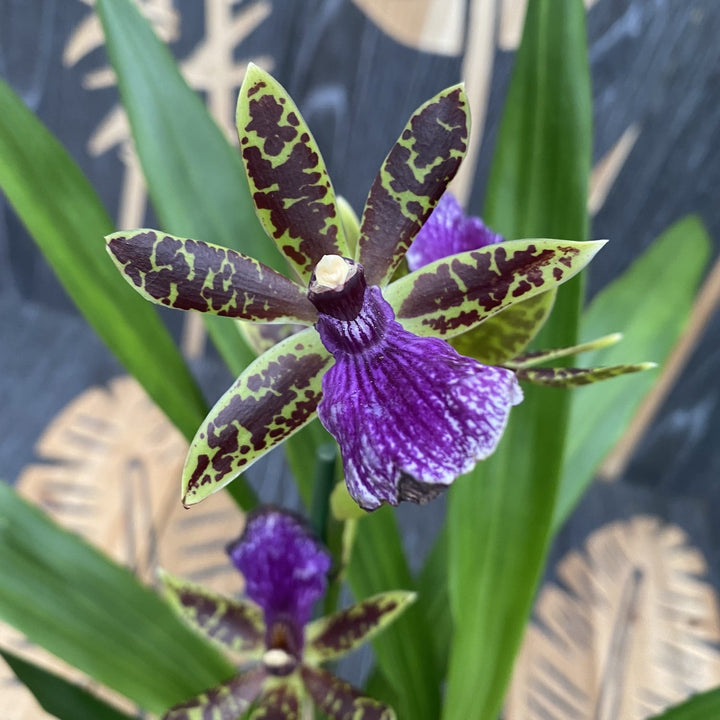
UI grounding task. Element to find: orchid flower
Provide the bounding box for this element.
[107,64,604,509]
[161,507,411,719]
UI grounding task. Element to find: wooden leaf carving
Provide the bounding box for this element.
[506,516,720,720]
[1,375,245,718]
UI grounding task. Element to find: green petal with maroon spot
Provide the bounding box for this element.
[507,332,623,369]
[449,290,556,365]
[300,665,396,720]
[385,239,606,339]
[304,591,416,664]
[356,84,469,287]
[162,666,265,720]
[182,327,332,506]
[236,63,348,281]
[515,362,656,387]
[106,229,316,323]
[160,570,265,657]
[249,678,303,720]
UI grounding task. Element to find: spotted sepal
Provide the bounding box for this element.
[160,570,265,657]
[237,64,348,281]
[515,362,656,387]
[450,290,556,365]
[300,665,396,720]
[506,332,623,369]
[162,666,266,720]
[385,239,606,339]
[249,676,303,720]
[356,84,470,287]
[183,327,332,506]
[304,591,416,664]
[106,230,316,323]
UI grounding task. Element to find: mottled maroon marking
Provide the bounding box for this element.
[553,266,564,281]
[175,588,264,651]
[310,599,397,656]
[358,88,468,286]
[243,95,341,276]
[109,232,316,322]
[186,352,328,494]
[301,666,390,720]
[397,245,564,335]
[255,684,300,719]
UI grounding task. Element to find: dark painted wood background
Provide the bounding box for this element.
[1,1,719,712]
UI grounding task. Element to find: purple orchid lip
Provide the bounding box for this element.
[227,507,332,655]
[308,257,523,511]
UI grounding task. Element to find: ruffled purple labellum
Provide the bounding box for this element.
[308,255,523,511]
[406,192,503,271]
[228,508,331,668]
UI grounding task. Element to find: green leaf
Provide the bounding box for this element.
[0,77,206,442]
[516,361,655,386]
[450,289,556,364]
[183,328,331,506]
[160,570,265,657]
[300,665,395,720]
[386,238,604,338]
[95,0,276,383]
[649,688,720,720]
[0,649,133,720]
[236,63,348,281]
[284,418,334,509]
[347,509,441,720]
[304,591,416,664]
[357,85,470,287]
[444,1,592,718]
[0,482,234,714]
[106,230,316,323]
[553,216,711,530]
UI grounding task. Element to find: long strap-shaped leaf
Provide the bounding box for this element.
[183,328,332,505]
[357,85,470,288]
[386,239,604,338]
[0,483,234,714]
[237,63,349,281]
[107,230,316,323]
[444,1,592,718]
[0,78,207,443]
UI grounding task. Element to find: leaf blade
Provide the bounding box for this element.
[444,1,592,718]
[0,649,133,720]
[0,77,207,442]
[0,482,234,714]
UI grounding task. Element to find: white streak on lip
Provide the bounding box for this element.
[313,254,354,291]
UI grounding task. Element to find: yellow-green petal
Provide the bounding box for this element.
[182,327,332,506]
[237,64,348,281]
[386,239,606,339]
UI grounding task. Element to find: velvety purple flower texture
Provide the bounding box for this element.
[308,256,522,511]
[228,508,331,653]
[406,192,503,271]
